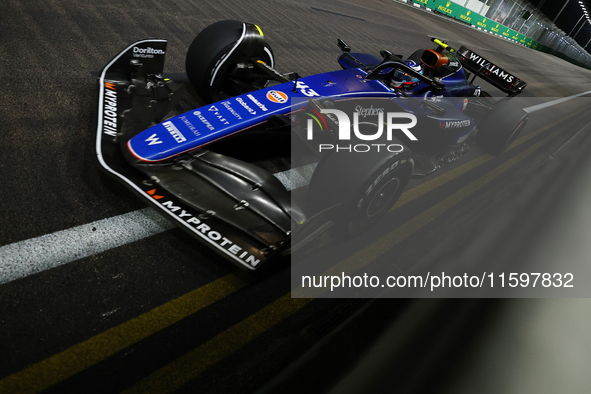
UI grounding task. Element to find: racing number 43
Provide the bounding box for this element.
[296,81,319,97]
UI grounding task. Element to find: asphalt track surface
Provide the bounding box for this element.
[2,0,591,393]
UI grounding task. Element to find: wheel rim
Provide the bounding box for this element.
[366,178,400,218]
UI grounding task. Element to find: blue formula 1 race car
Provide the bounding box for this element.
[96,20,528,270]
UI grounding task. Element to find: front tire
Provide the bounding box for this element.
[185,20,275,103]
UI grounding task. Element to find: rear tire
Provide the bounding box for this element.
[307,151,413,236]
[185,20,275,103]
[345,157,412,235]
[477,99,528,155]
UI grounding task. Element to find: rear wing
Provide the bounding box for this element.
[429,38,526,96]
[456,46,526,96]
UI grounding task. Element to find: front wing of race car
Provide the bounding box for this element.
[96,39,299,270]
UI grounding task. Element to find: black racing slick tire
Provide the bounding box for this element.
[185,20,275,103]
[307,150,413,236]
[477,99,528,155]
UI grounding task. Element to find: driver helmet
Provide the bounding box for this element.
[391,59,422,88]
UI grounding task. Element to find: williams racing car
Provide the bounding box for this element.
[96,20,528,270]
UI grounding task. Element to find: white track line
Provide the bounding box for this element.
[0,165,311,285]
[0,208,174,284]
[273,163,317,191]
[523,90,591,113]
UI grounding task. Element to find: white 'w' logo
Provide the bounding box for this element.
[146,134,163,145]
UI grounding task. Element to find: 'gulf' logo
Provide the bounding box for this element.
[266,90,288,104]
